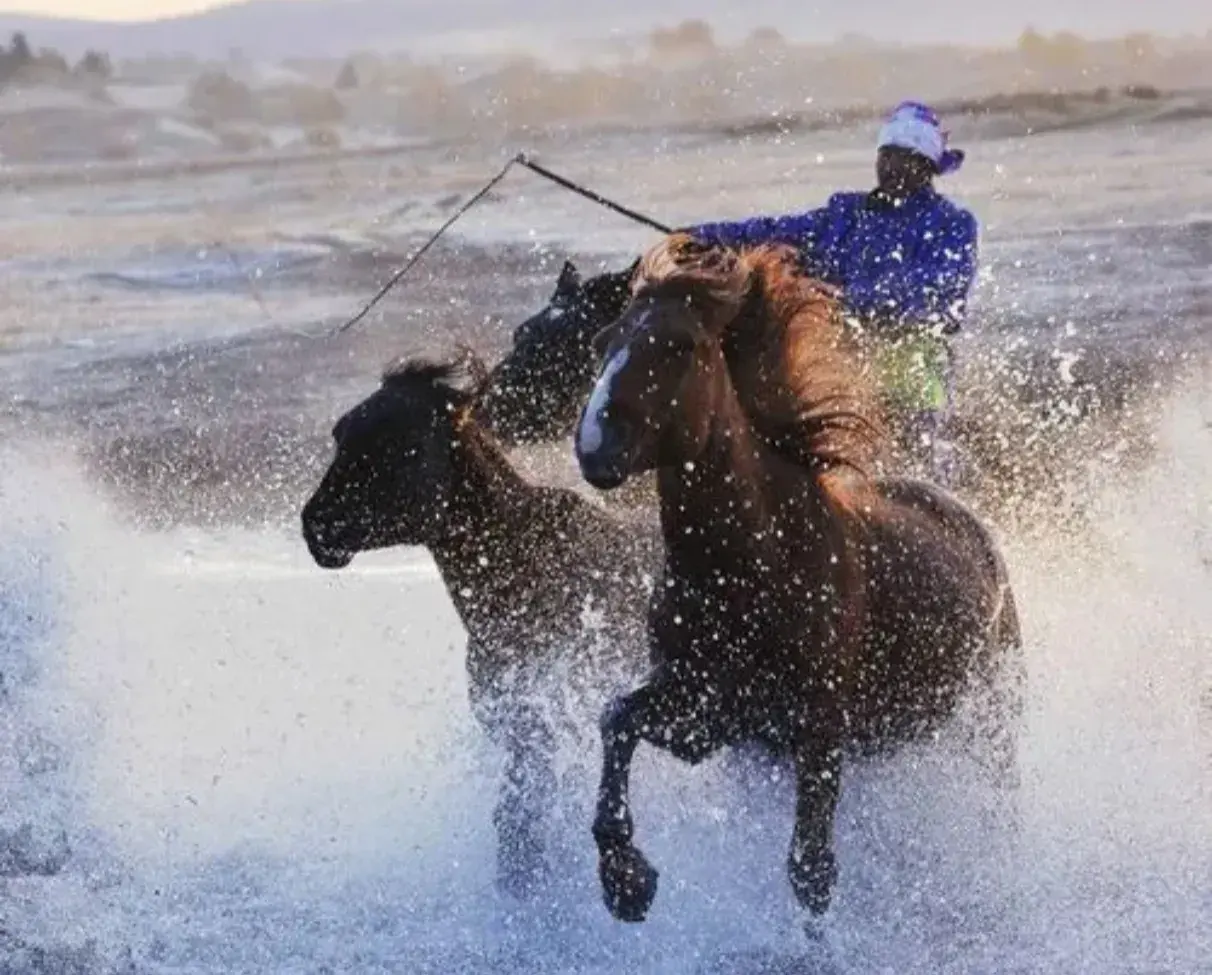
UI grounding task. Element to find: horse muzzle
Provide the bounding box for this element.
[576,416,637,490]
[300,509,355,569]
[577,346,641,490]
[579,450,632,491]
[308,541,354,570]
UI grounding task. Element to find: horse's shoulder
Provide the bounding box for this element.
[531,485,660,575]
[519,485,622,548]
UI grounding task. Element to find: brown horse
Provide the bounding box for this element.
[574,235,1023,925]
[300,351,659,897]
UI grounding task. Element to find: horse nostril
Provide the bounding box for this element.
[578,446,629,490]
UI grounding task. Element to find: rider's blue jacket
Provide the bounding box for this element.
[685,187,979,334]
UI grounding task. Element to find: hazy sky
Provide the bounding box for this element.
[5,0,1209,38]
[6,0,219,18]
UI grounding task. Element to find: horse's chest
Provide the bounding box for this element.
[652,571,835,667]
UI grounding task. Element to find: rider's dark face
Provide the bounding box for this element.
[876,146,936,197]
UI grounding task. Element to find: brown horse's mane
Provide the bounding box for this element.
[633,233,885,478]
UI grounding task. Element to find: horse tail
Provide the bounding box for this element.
[988,577,1019,651]
[973,566,1025,790]
[904,479,1025,785]
[972,521,1024,701]
[980,526,1022,659]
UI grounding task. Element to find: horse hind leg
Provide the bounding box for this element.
[970,584,1026,796]
[594,677,731,923]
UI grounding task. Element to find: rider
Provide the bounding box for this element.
[682,100,978,484]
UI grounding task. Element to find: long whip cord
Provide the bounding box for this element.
[330,152,672,337]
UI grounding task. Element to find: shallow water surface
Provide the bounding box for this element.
[1,87,1209,974]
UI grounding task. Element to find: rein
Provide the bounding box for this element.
[330,153,673,337]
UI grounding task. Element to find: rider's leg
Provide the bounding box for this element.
[897,352,956,486]
[930,348,959,488]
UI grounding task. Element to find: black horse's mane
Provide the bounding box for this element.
[380,348,489,402]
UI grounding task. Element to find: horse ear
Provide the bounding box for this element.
[555,260,582,297]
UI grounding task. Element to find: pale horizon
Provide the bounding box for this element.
[3,0,246,21]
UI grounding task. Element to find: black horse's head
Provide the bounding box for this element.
[301,354,486,568]
[476,259,637,446]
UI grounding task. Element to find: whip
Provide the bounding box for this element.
[330,152,672,337]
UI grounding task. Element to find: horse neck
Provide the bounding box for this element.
[656,370,834,575]
[424,425,537,617]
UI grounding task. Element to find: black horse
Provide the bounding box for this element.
[476,259,635,447]
[301,351,659,897]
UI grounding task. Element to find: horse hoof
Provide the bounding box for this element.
[599,844,658,922]
[495,840,549,900]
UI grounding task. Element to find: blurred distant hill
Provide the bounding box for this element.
[2,7,1211,170]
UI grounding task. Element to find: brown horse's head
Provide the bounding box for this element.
[575,233,882,490]
[301,349,491,568]
[575,236,744,489]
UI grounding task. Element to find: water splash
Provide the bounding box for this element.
[0,377,1208,972]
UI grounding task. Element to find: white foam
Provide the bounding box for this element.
[0,381,1208,971]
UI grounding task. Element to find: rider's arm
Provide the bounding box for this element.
[844,209,979,333]
[682,206,830,257]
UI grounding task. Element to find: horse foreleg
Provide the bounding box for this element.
[593,678,727,922]
[788,732,843,917]
[492,700,557,898]
[469,660,558,900]
[593,685,662,923]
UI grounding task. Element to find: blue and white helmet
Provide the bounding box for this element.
[877,100,965,175]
